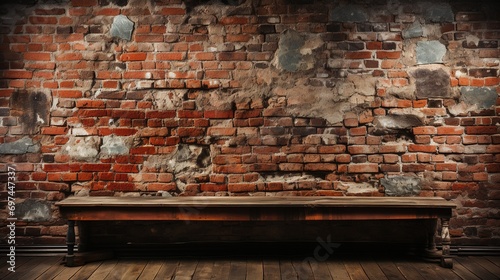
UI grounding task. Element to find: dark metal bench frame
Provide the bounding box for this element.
[56,196,456,268]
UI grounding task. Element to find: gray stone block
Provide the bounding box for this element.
[381,176,422,196]
[422,2,454,23]
[329,4,368,22]
[402,21,423,39]
[416,41,446,65]
[412,68,452,98]
[0,137,40,155]
[110,15,134,41]
[460,87,498,109]
[15,199,52,222]
[277,29,304,72]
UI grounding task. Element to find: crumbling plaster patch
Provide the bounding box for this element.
[61,136,100,162]
[283,75,377,125]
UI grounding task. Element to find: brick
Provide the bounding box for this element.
[348,163,379,173]
[437,126,464,135]
[304,163,337,171]
[413,126,437,135]
[348,145,379,154]
[156,52,186,61]
[81,164,111,172]
[43,164,70,172]
[107,182,136,191]
[160,8,186,15]
[466,126,497,135]
[345,51,372,59]
[41,127,69,135]
[24,52,51,61]
[218,52,246,61]
[177,127,205,137]
[204,110,234,119]
[408,144,437,153]
[2,70,33,79]
[376,51,401,59]
[207,127,236,136]
[76,100,106,108]
[130,146,156,154]
[55,52,83,61]
[72,0,97,6]
[146,111,176,118]
[228,183,256,193]
[29,16,58,24]
[349,126,367,136]
[119,52,147,61]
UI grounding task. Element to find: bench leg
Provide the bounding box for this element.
[440,218,453,268]
[65,220,76,267]
[423,219,440,261]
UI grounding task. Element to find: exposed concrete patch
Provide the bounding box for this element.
[110,15,134,41]
[381,176,422,196]
[460,87,498,109]
[100,135,132,156]
[416,41,446,64]
[10,90,50,134]
[61,136,100,162]
[409,67,452,98]
[329,4,368,22]
[15,199,52,222]
[373,115,423,135]
[0,137,40,155]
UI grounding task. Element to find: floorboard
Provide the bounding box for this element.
[228,260,247,280]
[3,257,46,280]
[280,260,297,280]
[246,259,264,280]
[344,260,370,280]
[4,253,499,280]
[292,259,315,280]
[360,258,389,280]
[211,259,231,279]
[263,259,281,280]
[309,260,333,280]
[455,256,499,280]
[173,259,198,280]
[192,259,214,280]
[69,261,101,280]
[376,259,407,280]
[87,259,118,280]
[137,259,164,279]
[449,258,481,280]
[0,256,33,279]
[394,259,426,280]
[122,259,148,280]
[326,260,351,280]
[470,255,500,277]
[154,260,179,280]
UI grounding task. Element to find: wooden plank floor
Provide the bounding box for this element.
[1,255,499,279]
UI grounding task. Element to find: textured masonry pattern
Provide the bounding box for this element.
[0,0,499,245]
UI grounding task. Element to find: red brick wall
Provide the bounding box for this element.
[0,0,499,246]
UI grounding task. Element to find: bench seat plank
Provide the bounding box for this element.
[56,196,455,209]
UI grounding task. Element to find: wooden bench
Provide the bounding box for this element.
[56,196,456,268]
